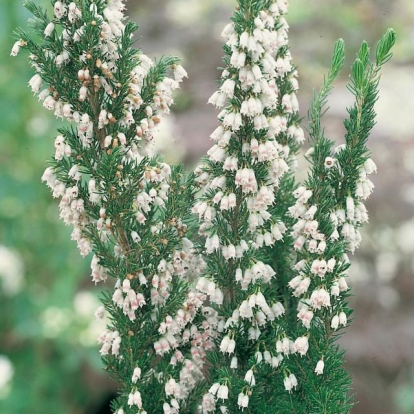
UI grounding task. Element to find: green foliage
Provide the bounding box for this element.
[10,0,205,413]
[307,39,345,144]
[3,0,398,413]
[281,30,395,414]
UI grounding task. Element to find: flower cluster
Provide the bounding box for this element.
[14,0,395,412]
[14,0,209,412]
[277,26,394,410]
[287,133,377,344]
[195,0,307,411]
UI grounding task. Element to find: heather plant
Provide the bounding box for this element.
[12,1,209,413]
[12,0,395,413]
[193,1,394,412]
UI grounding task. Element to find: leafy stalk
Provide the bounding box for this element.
[13,1,206,413]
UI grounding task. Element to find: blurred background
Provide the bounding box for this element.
[1,0,414,413]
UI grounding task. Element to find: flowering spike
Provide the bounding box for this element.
[195,0,303,409]
[14,0,207,412]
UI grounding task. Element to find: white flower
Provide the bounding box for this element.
[79,86,88,102]
[338,277,349,292]
[209,382,220,396]
[305,205,317,219]
[291,125,305,143]
[272,302,285,317]
[54,1,66,19]
[173,65,188,82]
[289,373,298,388]
[310,288,331,310]
[205,235,220,253]
[239,300,253,319]
[315,360,325,375]
[293,277,310,297]
[327,258,336,272]
[222,243,236,260]
[68,164,81,181]
[44,22,55,37]
[346,196,355,220]
[284,376,292,392]
[244,369,255,386]
[237,393,249,408]
[58,50,72,68]
[209,91,227,108]
[43,95,56,110]
[217,384,229,400]
[11,40,22,56]
[132,390,142,408]
[112,335,121,356]
[104,135,113,148]
[263,350,272,363]
[223,111,243,131]
[290,93,299,111]
[122,278,131,292]
[219,336,231,353]
[282,337,290,355]
[131,231,141,243]
[29,74,43,93]
[202,393,216,412]
[356,177,374,199]
[330,229,340,240]
[282,94,292,112]
[235,51,247,68]
[297,307,313,329]
[288,275,301,289]
[239,31,249,48]
[255,291,268,309]
[220,79,236,97]
[227,338,236,354]
[221,23,234,39]
[132,367,141,384]
[94,306,105,320]
[317,240,326,253]
[331,315,340,330]
[277,0,289,13]
[356,202,369,222]
[293,336,309,356]
[364,158,377,174]
[324,157,336,168]
[331,282,340,297]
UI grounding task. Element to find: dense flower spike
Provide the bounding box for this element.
[14,0,206,412]
[195,0,306,411]
[284,31,395,412]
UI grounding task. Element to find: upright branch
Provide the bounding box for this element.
[12,1,209,413]
[284,30,395,413]
[193,0,307,412]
